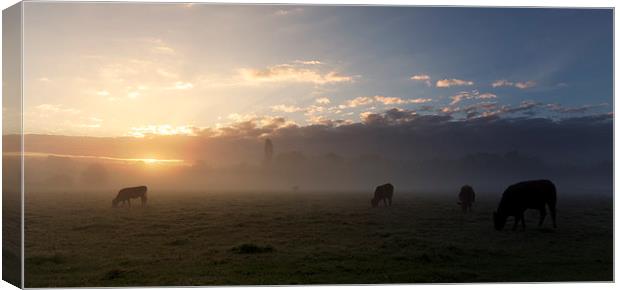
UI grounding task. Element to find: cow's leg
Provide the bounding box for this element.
[383,198,388,207]
[128,199,131,208]
[512,216,518,231]
[520,213,526,231]
[538,207,547,227]
[388,197,392,206]
[549,203,557,228]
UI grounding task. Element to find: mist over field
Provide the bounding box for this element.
[7,111,612,195]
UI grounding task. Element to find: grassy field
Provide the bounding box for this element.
[24,191,612,287]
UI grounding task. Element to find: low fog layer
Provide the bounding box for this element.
[6,112,613,195]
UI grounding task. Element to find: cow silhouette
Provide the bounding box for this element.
[371,183,394,207]
[113,186,148,208]
[493,180,557,231]
[457,185,476,212]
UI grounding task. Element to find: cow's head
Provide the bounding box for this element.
[112,198,119,207]
[493,211,507,230]
[371,198,379,207]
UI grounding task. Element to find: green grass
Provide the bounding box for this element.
[24,191,612,287]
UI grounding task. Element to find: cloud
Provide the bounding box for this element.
[141,38,176,55]
[515,81,536,89]
[90,47,189,100]
[315,97,331,105]
[341,96,375,108]
[96,90,110,97]
[409,98,434,104]
[128,125,201,138]
[173,82,194,90]
[374,96,432,105]
[98,63,140,81]
[440,99,545,120]
[492,79,536,89]
[463,102,499,113]
[339,95,433,109]
[127,91,140,99]
[491,79,513,88]
[156,68,179,79]
[449,91,497,105]
[36,104,81,115]
[274,7,304,16]
[445,102,501,119]
[436,78,474,88]
[271,104,305,113]
[545,103,607,114]
[75,117,104,128]
[418,105,435,112]
[477,93,497,99]
[294,60,322,65]
[449,93,468,105]
[29,104,104,134]
[304,105,326,115]
[502,100,540,114]
[410,74,432,86]
[361,108,421,125]
[215,115,298,138]
[451,101,539,119]
[239,63,354,85]
[374,96,402,105]
[306,115,352,126]
[152,46,175,55]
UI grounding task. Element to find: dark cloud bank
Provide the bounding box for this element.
[8,111,613,196]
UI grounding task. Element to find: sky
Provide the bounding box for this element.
[20,3,613,137]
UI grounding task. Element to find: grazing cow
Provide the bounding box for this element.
[493,180,557,231]
[458,185,476,212]
[371,183,394,207]
[113,186,148,208]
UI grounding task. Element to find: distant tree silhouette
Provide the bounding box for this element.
[81,163,109,186]
[263,138,274,167]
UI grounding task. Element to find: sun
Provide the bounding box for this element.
[142,158,158,164]
[129,157,185,165]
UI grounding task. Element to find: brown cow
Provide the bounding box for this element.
[457,185,476,212]
[113,186,147,208]
[371,183,394,207]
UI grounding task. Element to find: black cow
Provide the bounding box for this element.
[113,186,148,208]
[493,180,557,231]
[371,183,394,207]
[458,185,476,212]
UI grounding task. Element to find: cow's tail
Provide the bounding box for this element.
[548,182,557,228]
